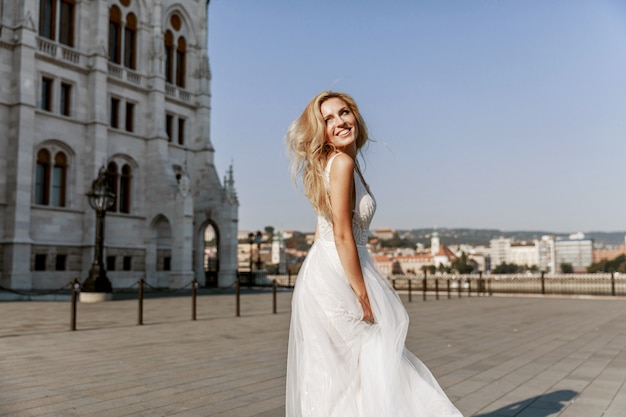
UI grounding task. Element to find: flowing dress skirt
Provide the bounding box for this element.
[286,240,464,417]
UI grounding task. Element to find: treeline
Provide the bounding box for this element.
[587,255,626,273]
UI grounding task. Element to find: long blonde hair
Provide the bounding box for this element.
[286,91,369,219]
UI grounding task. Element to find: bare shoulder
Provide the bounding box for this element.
[328,153,355,179]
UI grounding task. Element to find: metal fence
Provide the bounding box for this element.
[237,271,626,298]
[389,272,626,297]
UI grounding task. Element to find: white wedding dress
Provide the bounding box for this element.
[286,153,464,417]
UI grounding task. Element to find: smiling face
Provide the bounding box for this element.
[320,97,359,157]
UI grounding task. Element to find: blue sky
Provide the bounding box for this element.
[207,0,626,234]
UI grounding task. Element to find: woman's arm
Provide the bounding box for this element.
[328,153,374,324]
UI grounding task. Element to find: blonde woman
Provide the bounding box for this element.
[285,91,463,417]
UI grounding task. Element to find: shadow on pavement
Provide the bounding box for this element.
[473,389,577,417]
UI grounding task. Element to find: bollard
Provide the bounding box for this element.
[236,278,240,317]
[447,279,451,299]
[192,279,198,321]
[70,278,79,331]
[611,271,616,296]
[422,274,427,301]
[435,278,439,300]
[138,278,144,325]
[408,278,412,303]
[468,279,472,297]
[541,271,545,295]
[273,280,277,314]
[458,279,462,298]
[479,272,483,296]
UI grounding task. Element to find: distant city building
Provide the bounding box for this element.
[372,255,393,276]
[554,233,593,273]
[271,232,287,274]
[592,244,625,264]
[0,1,239,290]
[490,237,512,267]
[372,227,397,240]
[372,230,457,274]
[510,243,538,267]
[537,236,557,273]
[592,235,626,263]
[395,253,433,275]
[430,231,441,257]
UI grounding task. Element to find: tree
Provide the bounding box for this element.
[285,233,311,251]
[587,254,626,273]
[380,236,414,248]
[493,262,520,274]
[452,252,474,274]
[560,263,574,274]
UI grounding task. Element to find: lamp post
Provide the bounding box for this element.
[248,232,254,272]
[82,166,115,294]
[256,231,263,270]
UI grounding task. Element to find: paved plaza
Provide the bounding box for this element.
[1,290,625,417]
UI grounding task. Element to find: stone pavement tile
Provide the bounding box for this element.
[2,294,626,417]
[602,380,626,417]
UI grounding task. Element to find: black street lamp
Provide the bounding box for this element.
[82,166,115,293]
[248,232,254,272]
[255,231,263,270]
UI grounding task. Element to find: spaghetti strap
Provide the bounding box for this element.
[325,152,342,173]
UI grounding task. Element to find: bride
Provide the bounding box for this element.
[285,91,464,417]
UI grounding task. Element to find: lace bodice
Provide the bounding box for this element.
[317,154,376,246]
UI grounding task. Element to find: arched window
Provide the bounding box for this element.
[106,161,133,213]
[39,0,76,46]
[164,14,187,88]
[108,6,122,64]
[51,152,67,207]
[106,162,119,212]
[35,148,68,207]
[176,37,186,88]
[59,0,75,47]
[119,164,132,213]
[164,30,174,84]
[39,0,56,40]
[35,149,51,205]
[124,13,137,69]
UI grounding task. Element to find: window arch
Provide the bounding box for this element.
[164,13,187,88]
[35,149,51,205]
[106,162,119,212]
[119,164,132,213]
[164,30,174,84]
[39,0,76,47]
[108,4,137,69]
[51,152,67,207]
[124,13,137,70]
[108,6,122,64]
[59,0,75,46]
[106,160,133,213]
[176,38,186,88]
[35,148,68,207]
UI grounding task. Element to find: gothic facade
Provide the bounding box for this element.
[0,0,239,290]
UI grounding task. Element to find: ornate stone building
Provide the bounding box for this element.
[0,0,239,290]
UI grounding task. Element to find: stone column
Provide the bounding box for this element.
[170,175,194,288]
[81,0,111,282]
[2,1,38,289]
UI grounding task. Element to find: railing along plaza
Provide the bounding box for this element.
[387,272,625,298]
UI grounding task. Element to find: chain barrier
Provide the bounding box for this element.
[3,275,287,331]
[0,280,75,298]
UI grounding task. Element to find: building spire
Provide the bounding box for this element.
[224,161,238,204]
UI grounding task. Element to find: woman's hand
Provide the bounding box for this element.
[358,293,375,324]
